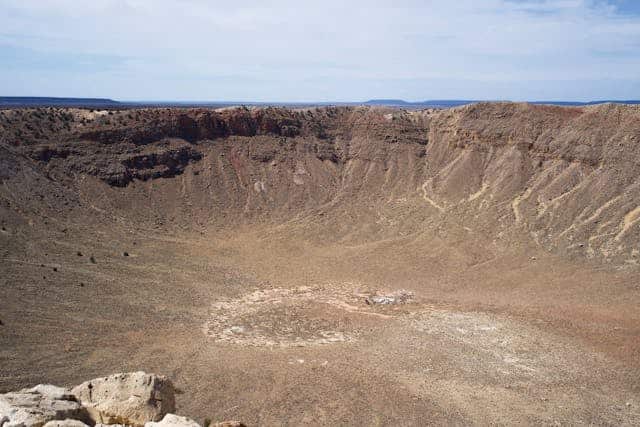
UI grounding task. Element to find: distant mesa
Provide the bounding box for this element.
[364,99,640,107]
[363,99,412,106]
[0,97,121,108]
[363,99,479,108]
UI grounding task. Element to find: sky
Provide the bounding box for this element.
[0,0,639,102]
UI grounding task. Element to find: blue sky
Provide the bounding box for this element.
[0,0,639,102]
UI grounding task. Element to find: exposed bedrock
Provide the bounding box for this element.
[0,372,243,427]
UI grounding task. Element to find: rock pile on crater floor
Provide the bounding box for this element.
[0,372,243,427]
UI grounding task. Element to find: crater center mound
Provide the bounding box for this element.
[204,286,414,347]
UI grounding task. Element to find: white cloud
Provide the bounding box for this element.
[0,0,639,101]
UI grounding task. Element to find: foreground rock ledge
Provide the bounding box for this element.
[71,372,175,426]
[0,372,244,427]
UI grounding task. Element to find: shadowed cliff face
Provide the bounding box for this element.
[2,103,638,264]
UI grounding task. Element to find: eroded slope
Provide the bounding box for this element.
[2,102,639,263]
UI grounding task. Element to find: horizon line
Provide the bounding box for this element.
[1,96,640,107]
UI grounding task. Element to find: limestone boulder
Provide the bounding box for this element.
[71,372,175,427]
[42,420,89,427]
[0,385,85,427]
[145,414,200,427]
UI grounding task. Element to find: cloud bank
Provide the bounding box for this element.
[1,0,639,101]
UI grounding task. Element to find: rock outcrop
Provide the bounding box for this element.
[144,414,199,427]
[43,420,89,427]
[28,139,203,187]
[0,385,86,427]
[0,373,242,427]
[71,372,175,427]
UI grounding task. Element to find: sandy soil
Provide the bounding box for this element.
[2,220,639,425]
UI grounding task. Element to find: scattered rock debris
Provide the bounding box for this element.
[364,290,414,305]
